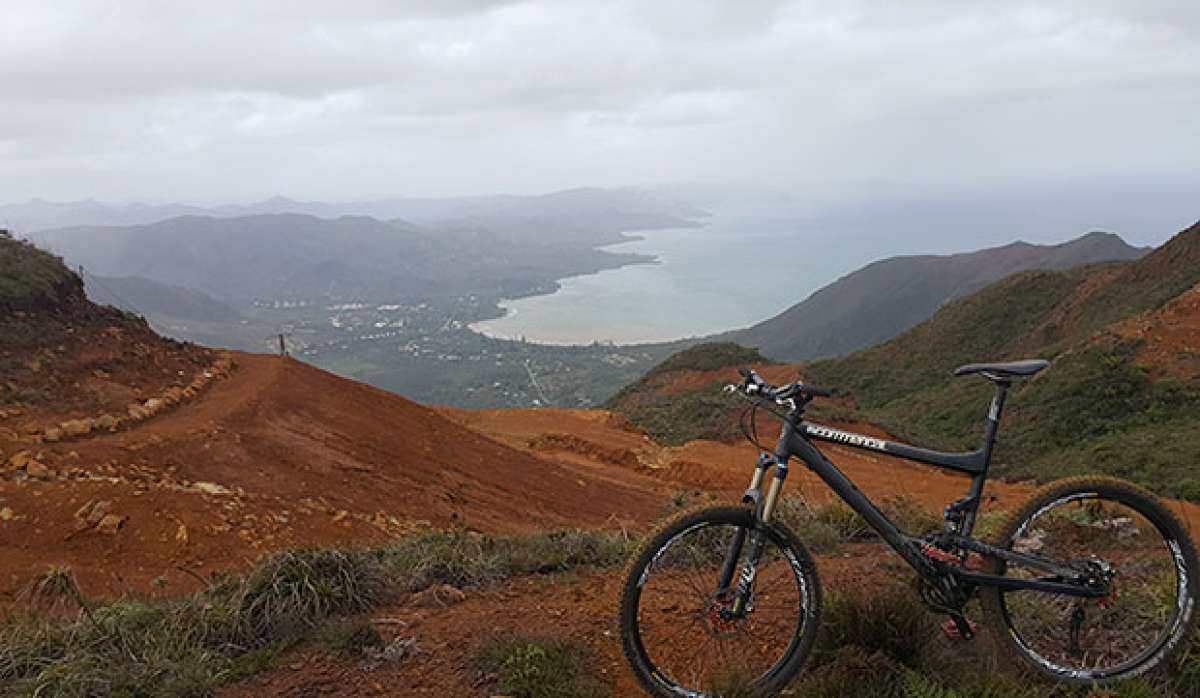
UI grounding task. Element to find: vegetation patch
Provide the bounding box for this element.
[772,495,942,554]
[0,529,632,697]
[791,581,1193,697]
[801,248,1200,498]
[604,342,773,445]
[0,230,81,307]
[474,636,608,698]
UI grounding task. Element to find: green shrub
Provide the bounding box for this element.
[373,528,632,592]
[474,637,608,698]
[1176,479,1200,503]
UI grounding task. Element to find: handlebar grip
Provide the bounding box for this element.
[802,384,838,398]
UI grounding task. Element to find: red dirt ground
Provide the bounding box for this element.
[221,548,906,698]
[1114,282,1200,380]
[0,289,213,435]
[1,354,673,600]
[7,280,1200,696]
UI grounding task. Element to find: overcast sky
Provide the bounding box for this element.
[3,1,1199,204]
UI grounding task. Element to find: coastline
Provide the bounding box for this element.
[467,229,676,344]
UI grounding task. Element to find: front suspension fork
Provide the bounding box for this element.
[718,453,789,615]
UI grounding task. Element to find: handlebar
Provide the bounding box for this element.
[731,368,838,402]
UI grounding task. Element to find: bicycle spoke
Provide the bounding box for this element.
[632,520,809,693]
[999,495,1184,677]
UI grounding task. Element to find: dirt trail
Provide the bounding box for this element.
[1,354,672,599]
[440,407,1040,517]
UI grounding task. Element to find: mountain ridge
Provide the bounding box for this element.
[724,230,1150,361]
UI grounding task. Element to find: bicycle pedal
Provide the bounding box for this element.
[941,616,977,641]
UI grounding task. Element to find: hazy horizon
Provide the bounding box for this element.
[4,1,1199,209]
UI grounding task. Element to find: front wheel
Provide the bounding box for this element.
[619,505,821,697]
[980,476,1199,686]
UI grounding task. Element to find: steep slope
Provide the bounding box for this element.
[804,220,1200,497]
[1,232,215,431]
[601,343,801,445]
[0,351,670,596]
[0,237,670,598]
[727,231,1148,361]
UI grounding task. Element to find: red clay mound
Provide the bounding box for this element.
[1,354,669,599]
[1114,282,1200,380]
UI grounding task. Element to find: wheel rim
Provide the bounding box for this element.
[998,492,1190,679]
[632,521,811,696]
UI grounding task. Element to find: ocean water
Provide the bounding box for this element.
[470,213,871,345]
[472,188,1190,346]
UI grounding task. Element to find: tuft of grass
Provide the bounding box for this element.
[771,497,844,554]
[791,646,907,698]
[229,548,390,645]
[474,636,608,698]
[316,620,384,656]
[373,528,633,592]
[813,583,936,669]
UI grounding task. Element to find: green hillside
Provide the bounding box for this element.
[609,221,1200,499]
[805,220,1200,498]
[0,229,81,306]
[602,343,776,445]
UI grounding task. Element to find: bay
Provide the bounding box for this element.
[470,212,867,345]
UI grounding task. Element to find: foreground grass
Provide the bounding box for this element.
[0,529,634,697]
[794,582,1198,698]
[4,524,1198,697]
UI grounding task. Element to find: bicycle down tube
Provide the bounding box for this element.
[748,393,1107,599]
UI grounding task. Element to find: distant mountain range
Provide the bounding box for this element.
[1,187,706,244]
[724,231,1150,361]
[25,187,706,304]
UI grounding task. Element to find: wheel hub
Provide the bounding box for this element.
[702,589,744,637]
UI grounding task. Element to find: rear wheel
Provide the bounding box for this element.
[619,505,821,697]
[980,477,1199,685]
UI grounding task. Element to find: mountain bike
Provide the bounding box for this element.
[619,361,1199,696]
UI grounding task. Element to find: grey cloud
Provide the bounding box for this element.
[1,0,1198,202]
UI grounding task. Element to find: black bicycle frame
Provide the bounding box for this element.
[750,380,1106,599]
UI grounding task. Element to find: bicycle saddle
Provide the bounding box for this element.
[953,359,1048,378]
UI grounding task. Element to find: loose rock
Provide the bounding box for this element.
[25,461,53,480]
[96,513,126,535]
[412,583,467,608]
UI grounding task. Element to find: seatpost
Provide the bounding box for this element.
[981,380,1010,460]
[957,380,1009,534]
